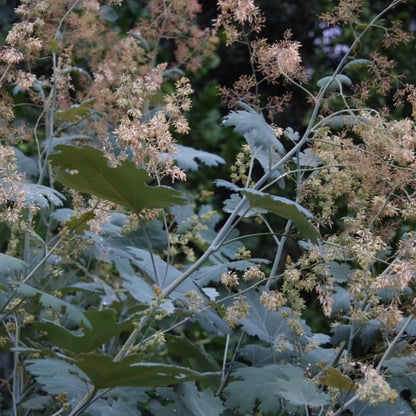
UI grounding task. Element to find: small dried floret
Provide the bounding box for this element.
[357,366,398,406]
[260,290,286,311]
[243,265,265,281]
[225,295,250,328]
[235,246,252,260]
[0,47,24,64]
[221,271,239,287]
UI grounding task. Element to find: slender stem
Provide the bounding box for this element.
[219,334,230,386]
[139,220,160,286]
[332,315,414,416]
[67,387,97,416]
[376,314,414,372]
[11,316,20,416]
[332,395,359,416]
[22,238,61,284]
[161,197,249,298]
[266,220,292,289]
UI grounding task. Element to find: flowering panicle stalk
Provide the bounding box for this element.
[216,1,306,119]
[1,0,416,414]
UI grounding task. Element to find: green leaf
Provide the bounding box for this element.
[317,74,352,90]
[55,105,91,121]
[64,211,96,234]
[34,308,132,354]
[75,354,219,389]
[238,344,274,366]
[319,368,356,392]
[49,145,186,213]
[88,397,143,416]
[48,39,59,54]
[150,383,225,416]
[165,335,220,374]
[343,58,371,71]
[12,281,91,329]
[243,189,320,243]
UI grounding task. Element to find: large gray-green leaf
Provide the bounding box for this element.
[12,281,91,329]
[274,364,330,407]
[23,183,65,209]
[223,101,285,154]
[317,74,352,90]
[243,189,320,243]
[50,145,186,213]
[225,364,329,413]
[14,147,38,177]
[225,365,283,414]
[127,247,196,298]
[325,115,367,130]
[173,145,225,171]
[21,395,53,411]
[384,357,416,399]
[346,397,412,416]
[326,261,354,283]
[150,383,225,416]
[332,285,351,314]
[26,358,92,406]
[0,253,27,274]
[240,289,306,344]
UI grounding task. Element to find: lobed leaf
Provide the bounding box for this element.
[173,145,225,171]
[150,383,225,416]
[55,104,91,122]
[75,354,219,389]
[274,364,330,407]
[222,101,285,154]
[12,281,91,329]
[26,358,92,405]
[0,253,27,274]
[243,189,320,243]
[319,368,356,392]
[50,145,186,213]
[225,364,329,413]
[316,74,352,90]
[34,308,132,354]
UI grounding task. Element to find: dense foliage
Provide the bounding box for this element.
[1,1,416,415]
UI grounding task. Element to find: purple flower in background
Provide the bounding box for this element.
[313,23,349,60]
